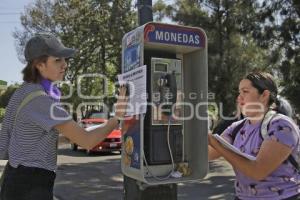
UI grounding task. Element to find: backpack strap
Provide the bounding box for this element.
[14,90,47,126]
[261,110,300,171]
[287,155,299,171]
[260,110,277,139]
[231,119,247,142]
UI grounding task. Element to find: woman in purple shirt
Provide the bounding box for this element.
[209,72,300,200]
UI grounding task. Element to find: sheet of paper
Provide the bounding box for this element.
[212,134,256,161]
[118,65,147,116]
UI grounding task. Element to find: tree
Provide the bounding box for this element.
[255,0,300,112]
[0,84,20,108]
[13,0,137,115]
[0,108,5,122]
[153,0,270,116]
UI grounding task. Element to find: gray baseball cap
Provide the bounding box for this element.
[24,33,76,61]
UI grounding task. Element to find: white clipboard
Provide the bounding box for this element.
[212,134,256,161]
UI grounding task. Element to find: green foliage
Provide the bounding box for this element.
[154,0,269,115]
[0,108,5,122]
[0,84,19,108]
[153,0,300,115]
[256,0,300,112]
[0,80,7,86]
[13,0,299,115]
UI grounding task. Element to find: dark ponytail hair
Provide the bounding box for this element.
[245,71,278,106]
[273,97,293,118]
[22,55,48,83]
[245,72,293,118]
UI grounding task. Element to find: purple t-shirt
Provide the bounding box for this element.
[222,116,300,200]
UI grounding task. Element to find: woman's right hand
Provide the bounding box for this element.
[114,85,128,119]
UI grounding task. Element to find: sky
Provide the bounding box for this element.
[0,0,33,85]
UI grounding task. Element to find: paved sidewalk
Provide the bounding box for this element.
[0,137,236,200]
[52,150,235,200]
[0,158,235,200]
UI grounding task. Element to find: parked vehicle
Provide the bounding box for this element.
[71,113,121,155]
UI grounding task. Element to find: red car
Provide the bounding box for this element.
[71,116,122,155]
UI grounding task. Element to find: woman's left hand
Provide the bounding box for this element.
[208,133,218,148]
[208,132,213,145]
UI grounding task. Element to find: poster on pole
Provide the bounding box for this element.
[118,65,147,116]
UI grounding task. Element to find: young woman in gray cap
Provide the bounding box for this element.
[0,33,128,200]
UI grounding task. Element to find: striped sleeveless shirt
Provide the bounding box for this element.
[0,82,71,171]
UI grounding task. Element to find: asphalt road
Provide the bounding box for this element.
[55,143,235,200]
[0,142,235,200]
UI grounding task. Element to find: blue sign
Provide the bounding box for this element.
[124,44,141,73]
[144,23,205,48]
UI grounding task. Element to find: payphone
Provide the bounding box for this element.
[144,57,183,167]
[151,58,181,121]
[121,22,208,185]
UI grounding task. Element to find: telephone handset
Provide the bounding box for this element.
[158,71,177,116]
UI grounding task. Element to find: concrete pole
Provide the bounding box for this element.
[137,0,153,25]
